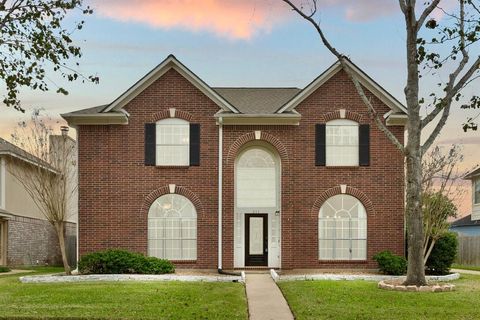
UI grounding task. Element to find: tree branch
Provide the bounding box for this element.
[417,0,441,31]
[283,0,405,153]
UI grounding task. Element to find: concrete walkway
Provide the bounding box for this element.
[245,273,294,320]
[451,268,480,275]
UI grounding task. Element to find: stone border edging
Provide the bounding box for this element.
[20,274,244,284]
[378,280,455,292]
[269,269,460,283]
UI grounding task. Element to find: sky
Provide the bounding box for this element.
[0,0,478,215]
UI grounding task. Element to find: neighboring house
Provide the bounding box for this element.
[62,55,407,269]
[450,167,480,236]
[0,134,77,266]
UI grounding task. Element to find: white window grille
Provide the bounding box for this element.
[319,194,367,260]
[156,118,189,166]
[148,194,197,260]
[326,119,359,166]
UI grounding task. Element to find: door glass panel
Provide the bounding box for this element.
[249,217,264,255]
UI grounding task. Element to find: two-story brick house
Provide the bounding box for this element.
[63,55,407,270]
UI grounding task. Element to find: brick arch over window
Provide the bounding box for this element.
[311,186,375,216]
[322,110,364,123]
[150,109,194,122]
[141,185,204,217]
[226,131,289,164]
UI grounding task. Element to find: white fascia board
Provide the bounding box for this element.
[0,152,59,174]
[386,114,408,126]
[61,113,129,126]
[103,55,239,114]
[277,60,407,115]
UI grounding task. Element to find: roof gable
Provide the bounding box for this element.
[276,59,407,115]
[102,55,239,114]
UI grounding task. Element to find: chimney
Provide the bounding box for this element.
[60,126,69,136]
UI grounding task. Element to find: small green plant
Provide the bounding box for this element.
[373,251,407,275]
[78,249,174,275]
[426,232,458,275]
[0,266,11,273]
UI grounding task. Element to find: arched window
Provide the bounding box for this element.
[326,119,359,166]
[319,194,367,260]
[148,194,197,260]
[236,147,277,208]
[156,118,189,166]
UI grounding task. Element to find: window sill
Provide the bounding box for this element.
[325,166,361,169]
[155,165,190,169]
[169,260,197,264]
[318,260,368,264]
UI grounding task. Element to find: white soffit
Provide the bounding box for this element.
[276,60,407,115]
[102,55,239,114]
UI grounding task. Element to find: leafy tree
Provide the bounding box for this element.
[8,110,77,274]
[282,0,480,285]
[0,0,97,112]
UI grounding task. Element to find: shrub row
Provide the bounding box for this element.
[78,249,175,275]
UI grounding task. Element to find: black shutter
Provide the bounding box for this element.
[145,123,156,166]
[359,124,370,166]
[315,124,326,166]
[189,123,200,166]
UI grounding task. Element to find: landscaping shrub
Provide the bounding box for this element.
[373,250,407,275]
[426,232,458,275]
[0,266,11,273]
[78,249,175,275]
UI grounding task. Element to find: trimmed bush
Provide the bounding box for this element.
[373,250,407,275]
[426,232,458,275]
[78,249,175,275]
[0,266,11,273]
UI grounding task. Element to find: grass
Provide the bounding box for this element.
[279,274,480,320]
[452,264,480,272]
[0,267,247,319]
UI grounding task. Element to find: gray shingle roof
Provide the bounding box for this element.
[0,138,54,170]
[213,88,301,114]
[65,89,302,116]
[451,214,480,228]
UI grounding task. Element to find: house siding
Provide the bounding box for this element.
[77,68,405,269]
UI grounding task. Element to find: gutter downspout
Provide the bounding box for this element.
[217,117,240,276]
[218,117,223,271]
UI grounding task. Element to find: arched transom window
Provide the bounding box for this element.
[148,194,197,260]
[326,119,359,166]
[236,147,277,208]
[319,194,367,260]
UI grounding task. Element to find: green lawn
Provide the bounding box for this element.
[279,275,480,320]
[452,264,480,272]
[0,267,247,319]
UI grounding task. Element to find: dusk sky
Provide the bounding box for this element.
[0,0,478,214]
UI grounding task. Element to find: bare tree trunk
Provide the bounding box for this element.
[405,149,427,285]
[424,239,436,265]
[54,221,71,275]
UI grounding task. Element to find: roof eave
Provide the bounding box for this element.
[276,59,407,115]
[102,55,239,114]
[61,113,129,126]
[386,114,408,126]
[215,112,301,125]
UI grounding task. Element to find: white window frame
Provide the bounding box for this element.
[147,194,197,261]
[155,118,189,166]
[318,194,367,261]
[326,119,359,167]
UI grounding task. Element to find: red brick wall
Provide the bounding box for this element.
[77,68,404,269]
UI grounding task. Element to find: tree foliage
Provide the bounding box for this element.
[0,0,97,112]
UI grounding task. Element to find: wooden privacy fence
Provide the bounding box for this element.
[456,235,480,266]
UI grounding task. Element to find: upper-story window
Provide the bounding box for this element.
[156,118,190,166]
[326,119,359,166]
[475,178,480,205]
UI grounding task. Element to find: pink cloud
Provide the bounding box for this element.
[92,0,288,40]
[91,0,399,40]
